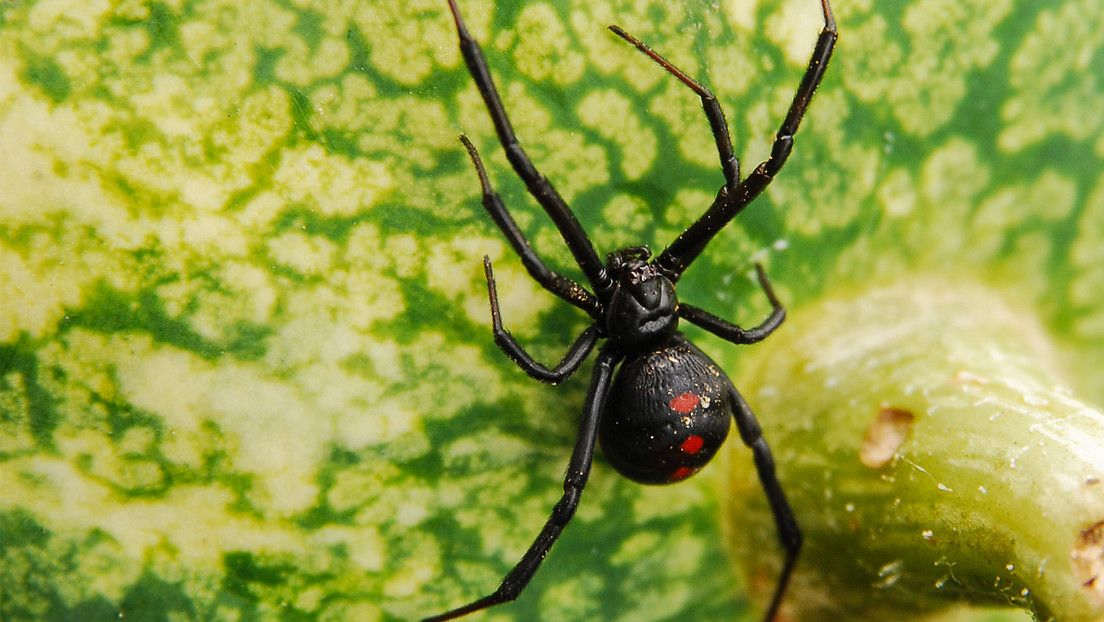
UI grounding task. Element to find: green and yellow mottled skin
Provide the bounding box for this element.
[0,0,1101,620]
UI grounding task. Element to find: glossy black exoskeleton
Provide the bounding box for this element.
[427,1,838,621]
[602,333,736,486]
[598,247,735,486]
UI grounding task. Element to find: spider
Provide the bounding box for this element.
[427,1,837,620]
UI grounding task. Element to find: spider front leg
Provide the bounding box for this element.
[680,264,785,345]
[447,0,613,298]
[608,25,739,188]
[461,136,600,316]
[728,385,802,622]
[482,256,599,383]
[656,0,838,276]
[423,349,620,622]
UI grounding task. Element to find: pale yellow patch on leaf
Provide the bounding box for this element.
[878,168,918,219]
[598,194,651,249]
[274,144,394,217]
[275,36,350,85]
[764,0,825,65]
[28,0,113,36]
[355,0,461,85]
[578,88,656,180]
[267,231,338,277]
[382,532,439,598]
[0,455,313,574]
[1070,177,1104,338]
[513,3,586,84]
[1000,0,1104,152]
[909,138,990,258]
[842,0,1012,137]
[705,42,757,102]
[646,79,718,171]
[724,0,761,31]
[0,245,84,341]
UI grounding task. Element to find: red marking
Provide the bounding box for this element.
[669,392,700,414]
[680,435,704,455]
[668,466,696,482]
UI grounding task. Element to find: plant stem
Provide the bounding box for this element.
[728,277,1104,621]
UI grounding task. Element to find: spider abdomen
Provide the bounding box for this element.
[599,336,733,485]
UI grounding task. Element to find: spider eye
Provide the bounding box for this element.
[607,246,650,272]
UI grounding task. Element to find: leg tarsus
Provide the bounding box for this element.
[679,263,785,344]
[483,256,598,383]
[753,263,783,310]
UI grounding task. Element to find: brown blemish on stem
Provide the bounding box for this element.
[859,405,915,468]
[1073,520,1104,604]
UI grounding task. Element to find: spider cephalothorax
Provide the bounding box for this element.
[605,247,679,349]
[427,1,837,620]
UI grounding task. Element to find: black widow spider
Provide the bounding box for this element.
[428,1,837,620]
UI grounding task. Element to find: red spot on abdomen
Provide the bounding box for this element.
[680,435,704,455]
[668,466,696,482]
[669,392,700,414]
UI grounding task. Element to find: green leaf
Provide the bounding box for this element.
[0,0,1100,621]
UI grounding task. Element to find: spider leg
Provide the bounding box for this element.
[484,256,599,383]
[679,264,785,344]
[423,348,620,622]
[608,25,739,187]
[447,0,613,299]
[728,384,802,622]
[655,0,837,277]
[460,136,600,316]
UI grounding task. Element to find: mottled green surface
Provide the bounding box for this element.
[0,0,1100,620]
